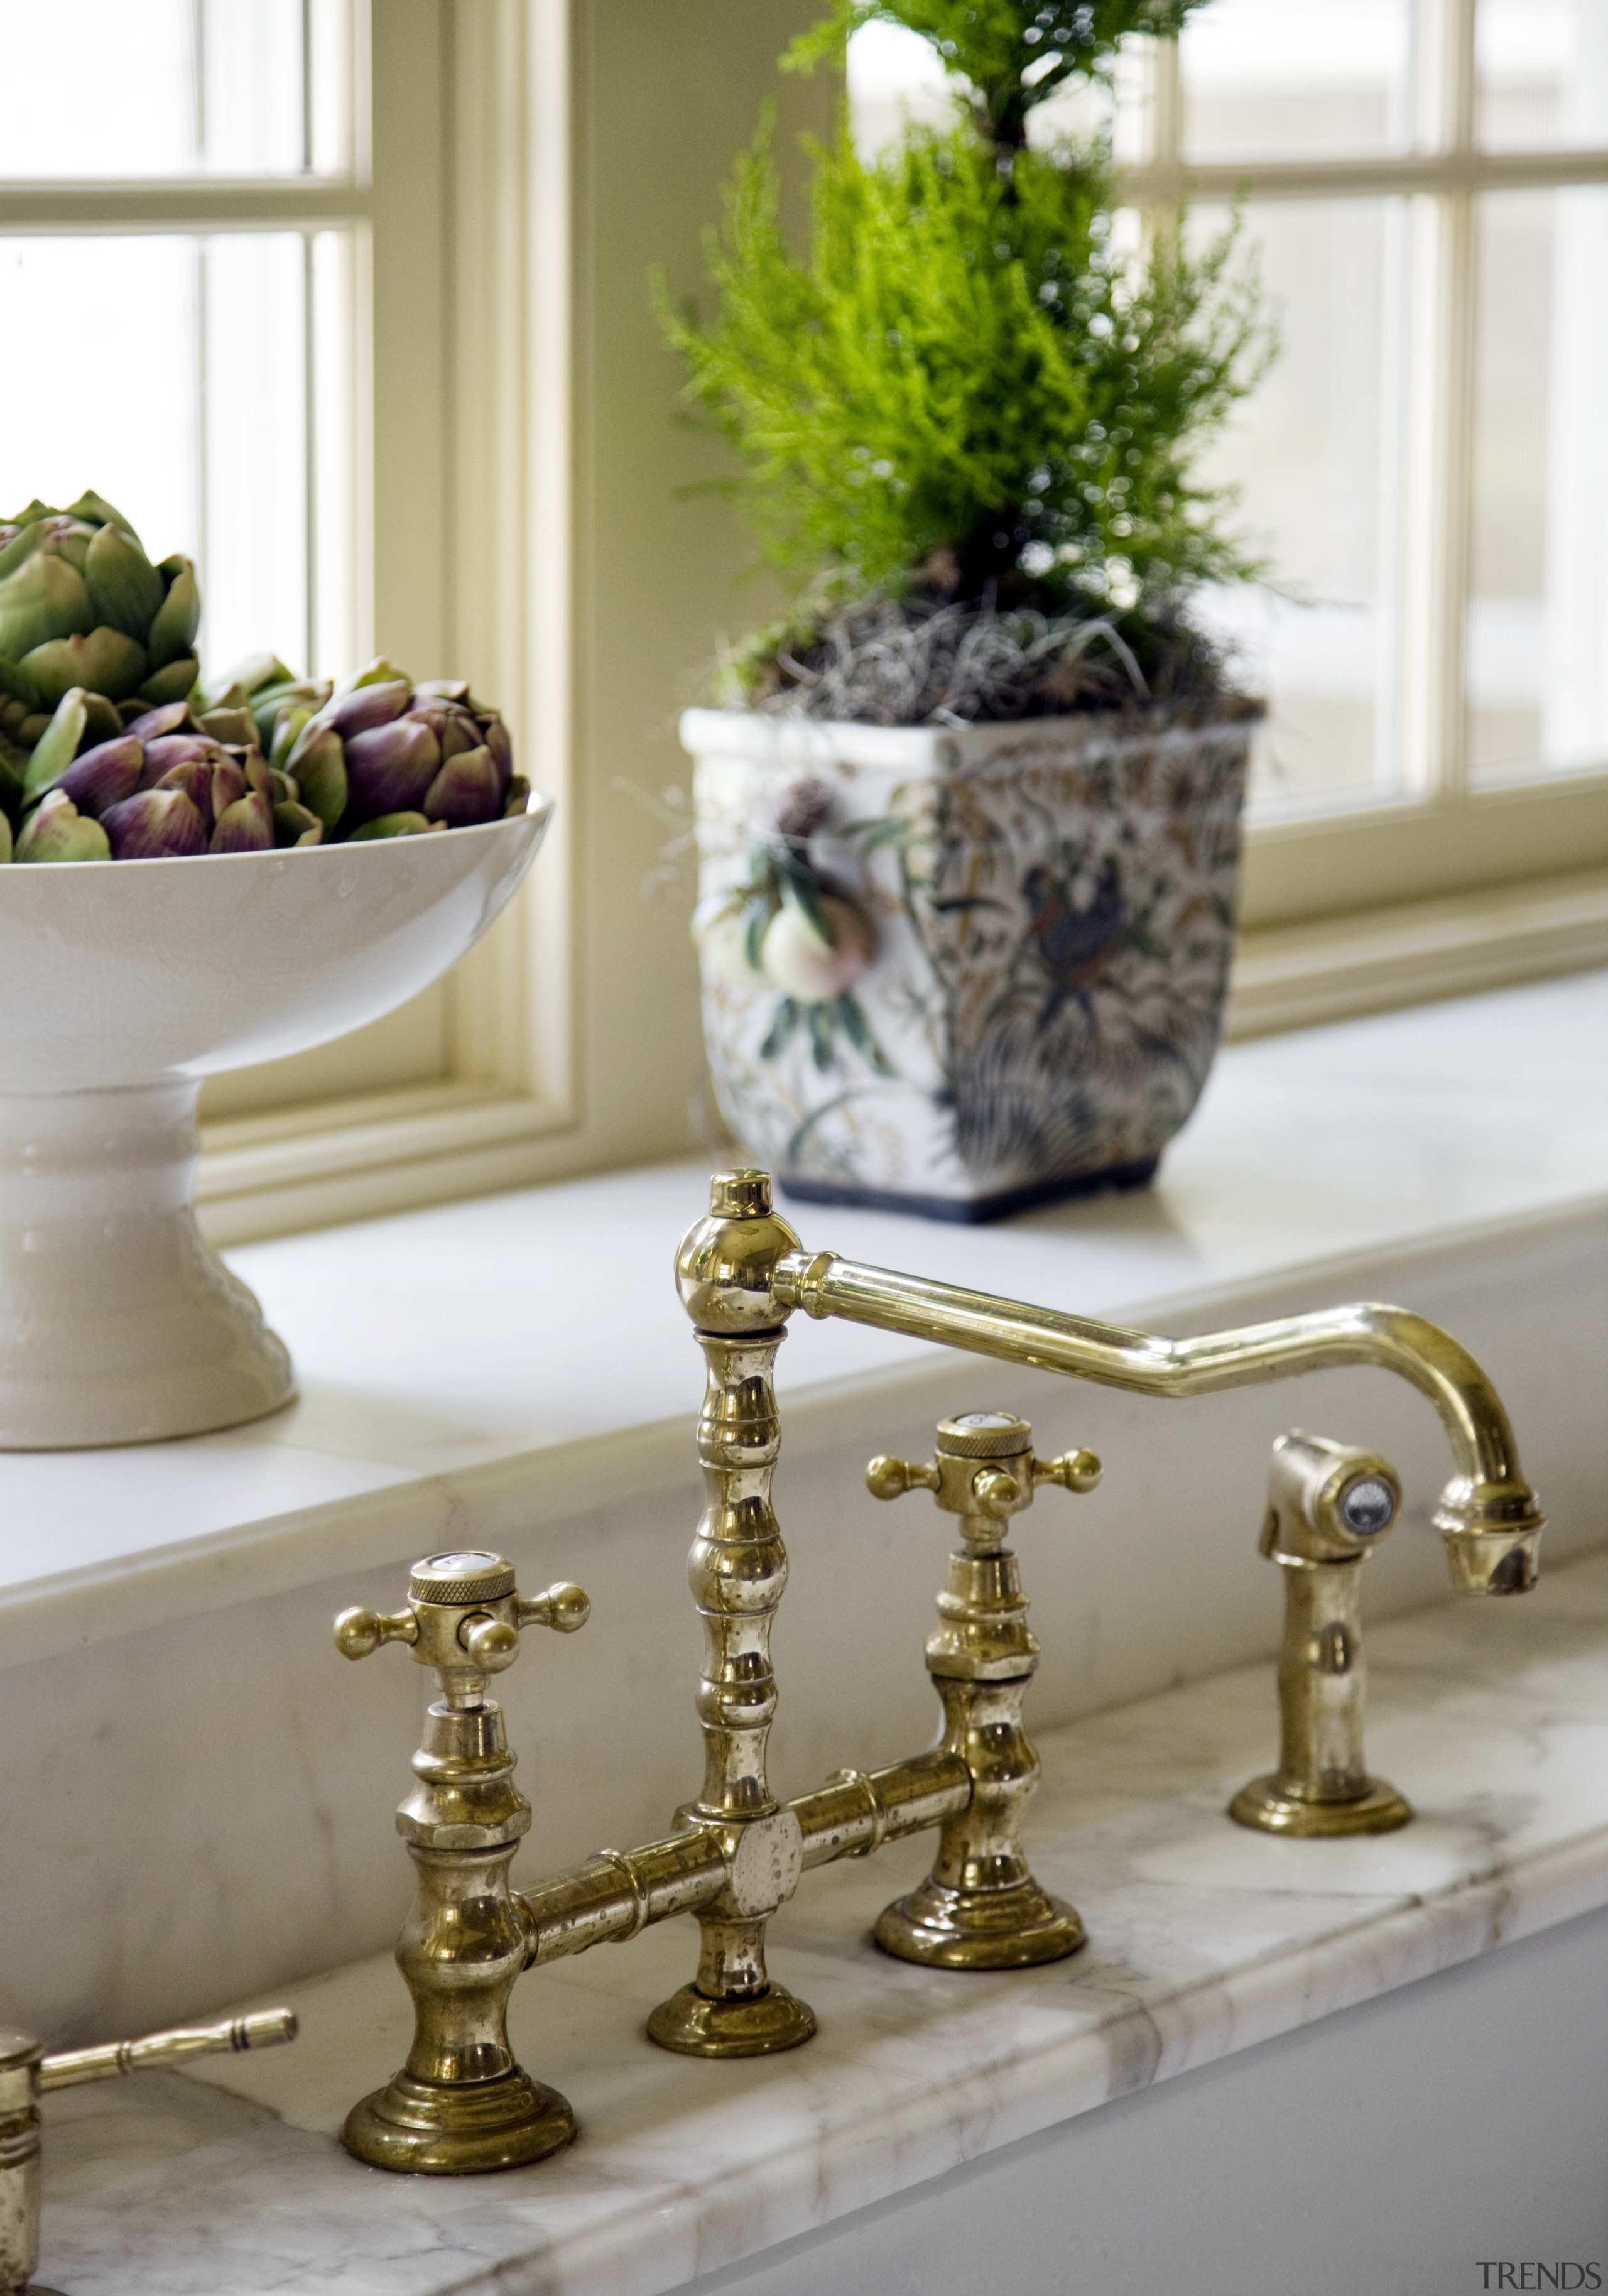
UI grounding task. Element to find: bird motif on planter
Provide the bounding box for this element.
[1021,856,1127,1033]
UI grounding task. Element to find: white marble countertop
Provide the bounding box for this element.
[33,1545,1608,2296]
[1,970,1605,1670]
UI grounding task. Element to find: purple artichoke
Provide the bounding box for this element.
[57,734,143,816]
[1,651,527,859]
[101,786,207,858]
[211,790,275,852]
[343,717,442,816]
[280,660,523,837]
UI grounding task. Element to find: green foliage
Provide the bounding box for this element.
[660,0,1271,653]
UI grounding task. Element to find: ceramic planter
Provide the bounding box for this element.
[683,707,1254,1221]
[0,804,550,1448]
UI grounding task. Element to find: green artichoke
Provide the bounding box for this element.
[0,492,200,722]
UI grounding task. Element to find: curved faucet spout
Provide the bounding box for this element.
[773,1253,1543,1595]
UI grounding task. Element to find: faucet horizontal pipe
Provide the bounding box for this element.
[519,1750,972,1965]
[794,1749,971,1868]
[521,1831,728,1966]
[773,1252,1543,1579]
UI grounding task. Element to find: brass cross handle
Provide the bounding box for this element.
[335,1548,589,1688]
[867,1410,1100,1524]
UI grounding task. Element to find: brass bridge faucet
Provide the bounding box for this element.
[1,2010,296,2295]
[335,1168,1543,2175]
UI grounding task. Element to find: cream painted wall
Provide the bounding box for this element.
[568,1,835,1166]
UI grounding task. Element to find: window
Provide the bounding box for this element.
[0,3,580,1236]
[0,0,364,756]
[850,0,1608,1000]
[8,7,1592,1244]
[0,0,394,1132]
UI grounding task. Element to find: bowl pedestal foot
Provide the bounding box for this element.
[0,1080,294,1450]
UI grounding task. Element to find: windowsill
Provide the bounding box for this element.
[2,967,1604,1673]
[187,869,1608,1248]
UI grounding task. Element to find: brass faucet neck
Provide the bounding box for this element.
[649,1172,818,2059]
[775,1249,1543,1594]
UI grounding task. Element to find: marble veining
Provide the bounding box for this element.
[33,1548,1608,2296]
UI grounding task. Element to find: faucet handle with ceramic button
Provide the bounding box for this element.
[867,1410,1100,1530]
[335,1549,589,1706]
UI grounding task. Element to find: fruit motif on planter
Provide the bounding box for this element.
[691,776,893,1076]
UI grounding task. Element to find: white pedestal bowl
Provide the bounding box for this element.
[0,803,550,1448]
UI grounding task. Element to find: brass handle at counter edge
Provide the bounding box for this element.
[39,2008,298,2092]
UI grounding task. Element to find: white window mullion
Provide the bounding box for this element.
[1398,0,1475,800]
[1398,185,1472,798]
[311,219,369,680]
[1153,31,1183,177]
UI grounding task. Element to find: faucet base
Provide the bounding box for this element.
[341,2066,575,2175]
[874,1874,1085,1969]
[1228,1773,1413,1837]
[646,1983,817,2057]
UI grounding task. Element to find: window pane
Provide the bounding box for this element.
[200,235,308,677]
[0,0,346,177]
[1465,186,1608,784]
[1188,200,1405,812]
[0,237,200,560]
[848,20,956,156]
[0,229,356,685]
[847,21,1153,163]
[1477,0,1608,152]
[1181,0,1411,163]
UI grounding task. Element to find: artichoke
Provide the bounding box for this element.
[280,658,529,837]
[14,790,112,863]
[3,685,322,861]
[0,640,532,862]
[0,492,200,719]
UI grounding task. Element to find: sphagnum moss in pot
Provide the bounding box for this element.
[0,492,548,1449]
[663,0,1271,1221]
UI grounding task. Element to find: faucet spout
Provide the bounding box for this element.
[773,1255,1543,1594]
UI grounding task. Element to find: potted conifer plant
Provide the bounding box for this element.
[666,0,1269,1220]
